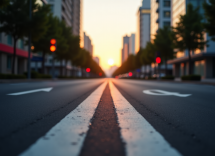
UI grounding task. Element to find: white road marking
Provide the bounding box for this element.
[7,88,53,96]
[110,82,182,156]
[10,83,28,85]
[143,89,191,97]
[19,81,107,156]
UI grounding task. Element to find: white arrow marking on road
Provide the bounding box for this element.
[7,88,53,96]
[143,89,191,97]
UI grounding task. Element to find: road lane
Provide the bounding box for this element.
[0,79,105,156]
[112,79,215,156]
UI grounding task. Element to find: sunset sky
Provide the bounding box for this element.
[83,0,142,70]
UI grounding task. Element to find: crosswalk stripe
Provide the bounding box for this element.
[19,81,107,156]
[109,81,182,156]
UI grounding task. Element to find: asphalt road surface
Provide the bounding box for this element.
[0,78,215,156]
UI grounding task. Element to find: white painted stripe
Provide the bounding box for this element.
[109,81,182,156]
[8,88,53,95]
[19,81,107,156]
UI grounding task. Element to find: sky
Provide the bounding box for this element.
[83,0,142,70]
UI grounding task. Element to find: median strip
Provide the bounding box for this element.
[79,83,125,156]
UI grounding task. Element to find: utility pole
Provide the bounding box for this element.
[28,0,32,79]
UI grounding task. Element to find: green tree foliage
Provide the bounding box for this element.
[172,3,206,75]
[0,0,9,8]
[203,0,215,41]
[154,26,174,75]
[0,0,50,74]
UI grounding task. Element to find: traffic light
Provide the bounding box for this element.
[86,68,91,73]
[156,57,161,64]
[155,52,161,64]
[50,39,57,52]
[99,72,102,76]
[128,72,133,77]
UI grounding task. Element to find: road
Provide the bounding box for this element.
[0,78,215,156]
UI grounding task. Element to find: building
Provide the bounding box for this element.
[150,0,172,76]
[136,0,151,53]
[151,0,171,41]
[121,35,130,64]
[84,32,93,56]
[167,0,215,79]
[93,57,100,65]
[129,34,136,55]
[0,35,28,75]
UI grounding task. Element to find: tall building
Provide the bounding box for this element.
[151,0,171,41]
[129,34,136,55]
[150,0,172,76]
[136,0,151,53]
[167,0,215,79]
[72,0,84,47]
[84,32,93,56]
[121,35,130,64]
[48,0,83,45]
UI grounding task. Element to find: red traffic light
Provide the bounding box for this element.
[50,39,56,44]
[86,68,91,73]
[128,72,133,77]
[156,57,161,64]
[99,72,102,76]
[50,39,57,52]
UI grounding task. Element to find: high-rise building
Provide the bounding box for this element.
[84,32,93,56]
[150,0,172,76]
[121,35,130,64]
[129,34,136,55]
[136,0,151,53]
[167,0,215,79]
[47,0,83,45]
[151,0,171,41]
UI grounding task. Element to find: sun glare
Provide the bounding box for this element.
[108,59,114,66]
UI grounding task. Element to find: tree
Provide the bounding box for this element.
[0,0,50,74]
[172,3,206,75]
[33,15,60,74]
[203,0,215,41]
[0,0,9,8]
[154,26,174,75]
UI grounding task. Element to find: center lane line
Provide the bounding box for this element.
[109,81,182,156]
[19,81,107,156]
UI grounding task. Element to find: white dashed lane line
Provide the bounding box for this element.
[110,81,182,156]
[19,81,107,156]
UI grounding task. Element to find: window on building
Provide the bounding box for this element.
[7,55,12,70]
[163,21,171,27]
[164,11,171,18]
[164,0,171,7]
[7,34,12,45]
[62,6,65,12]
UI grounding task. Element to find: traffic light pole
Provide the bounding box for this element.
[27,0,32,79]
[52,52,55,80]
